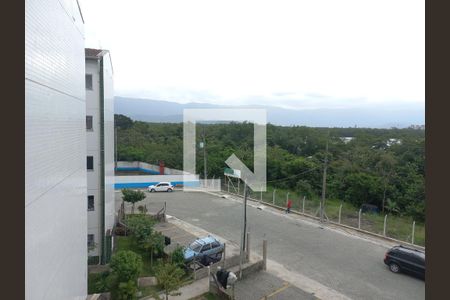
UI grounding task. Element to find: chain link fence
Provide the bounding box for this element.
[220,177,424,247]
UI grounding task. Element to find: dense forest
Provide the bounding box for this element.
[115,114,425,221]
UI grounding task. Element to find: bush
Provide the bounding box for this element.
[88,256,100,265]
[109,251,143,300]
[171,245,186,270]
[155,262,184,300]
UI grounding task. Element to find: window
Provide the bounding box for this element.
[87,156,94,170]
[85,74,93,90]
[211,241,221,249]
[86,116,93,130]
[201,244,211,253]
[88,195,94,211]
[190,241,202,252]
[88,234,95,248]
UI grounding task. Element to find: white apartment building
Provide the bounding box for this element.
[85,48,116,263]
[25,0,87,299]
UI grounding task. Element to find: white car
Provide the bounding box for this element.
[148,182,174,192]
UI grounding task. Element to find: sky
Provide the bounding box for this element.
[78,0,424,111]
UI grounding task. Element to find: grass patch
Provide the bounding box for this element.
[189,292,220,300]
[115,236,162,276]
[242,186,425,246]
[88,272,109,295]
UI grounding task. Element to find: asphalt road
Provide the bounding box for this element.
[116,190,425,300]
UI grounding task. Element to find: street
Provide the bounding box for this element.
[115,190,425,300]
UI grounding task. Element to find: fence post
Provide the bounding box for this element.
[383,215,387,236]
[207,265,211,290]
[286,192,290,205]
[272,189,276,205]
[227,178,230,193]
[262,240,267,271]
[412,221,416,244]
[302,196,305,213]
[358,209,362,229]
[338,204,342,224]
[260,185,263,203]
[222,243,226,268]
[238,180,240,195]
[246,232,250,261]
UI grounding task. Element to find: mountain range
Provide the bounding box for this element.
[114,96,424,128]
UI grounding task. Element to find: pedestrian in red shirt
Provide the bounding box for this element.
[286,199,293,214]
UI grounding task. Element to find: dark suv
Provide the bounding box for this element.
[384,245,425,278]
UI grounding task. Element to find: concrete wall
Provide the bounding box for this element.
[115,174,200,189]
[116,161,189,175]
[25,0,87,299]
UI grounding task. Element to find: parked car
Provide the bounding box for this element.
[383,245,425,278]
[148,182,174,192]
[184,236,224,266]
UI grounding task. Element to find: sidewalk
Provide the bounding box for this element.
[141,277,209,300]
[233,271,318,300]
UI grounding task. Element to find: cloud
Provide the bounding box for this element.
[80,0,424,111]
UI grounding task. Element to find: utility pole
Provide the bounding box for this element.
[239,182,248,278]
[202,126,207,186]
[320,139,329,223]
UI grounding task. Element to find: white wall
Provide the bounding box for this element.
[103,52,116,236]
[25,0,87,299]
[115,174,200,189]
[86,59,101,257]
[86,52,115,258]
[117,161,191,175]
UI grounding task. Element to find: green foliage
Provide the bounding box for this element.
[88,271,110,294]
[109,251,143,300]
[122,189,146,213]
[171,245,186,269]
[155,262,184,300]
[117,120,425,220]
[115,114,134,130]
[125,215,165,265]
[126,215,155,247]
[110,251,143,283]
[138,205,148,214]
[116,280,139,300]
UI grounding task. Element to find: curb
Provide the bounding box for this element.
[218,191,425,251]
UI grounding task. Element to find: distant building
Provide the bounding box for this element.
[26,0,87,299]
[85,48,116,264]
[339,137,354,144]
[386,138,402,147]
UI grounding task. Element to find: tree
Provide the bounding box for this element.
[126,215,155,247]
[155,262,184,300]
[115,114,134,129]
[126,215,164,265]
[109,251,143,300]
[143,231,165,266]
[170,246,186,270]
[122,189,146,214]
[376,152,397,213]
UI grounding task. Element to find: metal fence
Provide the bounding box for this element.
[220,178,424,247]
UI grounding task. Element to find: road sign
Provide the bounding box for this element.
[224,167,241,179]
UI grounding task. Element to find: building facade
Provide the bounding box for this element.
[25,0,87,299]
[85,49,115,263]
